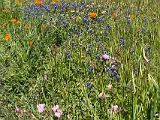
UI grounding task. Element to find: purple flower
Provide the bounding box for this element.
[107,67,119,79]
[106,24,112,30]
[88,66,93,74]
[71,3,77,8]
[119,37,125,46]
[80,1,85,6]
[15,107,21,113]
[52,105,63,118]
[37,104,45,113]
[112,105,118,114]
[53,4,58,10]
[113,71,119,79]
[86,82,91,89]
[52,105,59,112]
[107,84,112,91]
[102,54,110,60]
[99,92,106,99]
[111,62,118,70]
[43,5,50,12]
[55,109,63,118]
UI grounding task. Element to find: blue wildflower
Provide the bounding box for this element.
[88,66,93,74]
[107,67,119,79]
[95,54,101,60]
[106,24,112,30]
[86,82,92,89]
[119,37,125,46]
[53,4,58,10]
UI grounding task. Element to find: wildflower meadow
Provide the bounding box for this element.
[0,0,160,119]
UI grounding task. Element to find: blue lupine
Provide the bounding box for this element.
[43,5,50,12]
[107,67,119,79]
[106,24,112,30]
[111,62,118,70]
[86,82,92,89]
[119,37,125,46]
[71,3,77,8]
[88,66,93,74]
[53,4,58,10]
[95,54,101,60]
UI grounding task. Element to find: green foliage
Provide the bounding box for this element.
[0,0,160,120]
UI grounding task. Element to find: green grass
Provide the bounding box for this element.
[0,0,160,119]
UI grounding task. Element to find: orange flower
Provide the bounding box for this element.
[29,40,33,48]
[112,11,117,18]
[10,18,17,23]
[89,12,97,19]
[5,33,11,41]
[35,0,43,6]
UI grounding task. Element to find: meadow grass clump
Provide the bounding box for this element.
[0,0,160,119]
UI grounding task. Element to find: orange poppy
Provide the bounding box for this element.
[5,33,11,41]
[112,11,117,18]
[29,40,33,48]
[89,12,97,19]
[35,0,43,6]
[10,18,17,23]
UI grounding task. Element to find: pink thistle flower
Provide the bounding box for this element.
[37,104,45,113]
[107,84,112,91]
[99,92,106,99]
[112,105,118,114]
[102,54,110,60]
